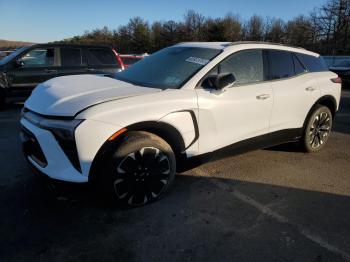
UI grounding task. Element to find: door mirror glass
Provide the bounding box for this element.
[202,73,236,90]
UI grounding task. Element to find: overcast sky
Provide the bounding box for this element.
[0,0,326,43]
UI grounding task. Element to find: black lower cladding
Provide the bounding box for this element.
[178,128,303,172]
[20,126,48,168]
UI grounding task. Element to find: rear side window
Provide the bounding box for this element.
[87,48,117,66]
[219,49,264,85]
[60,48,83,66]
[268,50,295,80]
[295,54,328,72]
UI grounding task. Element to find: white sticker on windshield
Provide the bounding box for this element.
[185,57,209,65]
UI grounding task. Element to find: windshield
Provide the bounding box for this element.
[0,46,30,65]
[335,60,350,67]
[115,47,221,89]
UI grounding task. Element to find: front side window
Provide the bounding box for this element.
[268,50,295,80]
[20,48,55,67]
[60,48,83,66]
[115,47,221,89]
[219,49,264,85]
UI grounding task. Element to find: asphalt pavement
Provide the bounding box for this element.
[1,90,350,262]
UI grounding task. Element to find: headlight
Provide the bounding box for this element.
[39,118,83,141]
[23,111,84,172]
[23,111,83,139]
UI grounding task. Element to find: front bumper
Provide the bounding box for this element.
[20,114,122,183]
[20,118,89,183]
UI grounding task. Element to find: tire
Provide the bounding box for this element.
[302,105,333,153]
[98,131,176,207]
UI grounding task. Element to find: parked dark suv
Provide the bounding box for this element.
[0,44,122,107]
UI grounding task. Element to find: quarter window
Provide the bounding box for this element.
[268,50,295,80]
[88,48,118,66]
[296,54,328,72]
[219,49,264,85]
[20,48,55,67]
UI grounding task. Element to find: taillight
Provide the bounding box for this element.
[331,76,342,84]
[112,48,125,70]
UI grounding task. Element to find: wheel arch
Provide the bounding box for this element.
[316,95,337,117]
[302,95,337,132]
[88,121,187,180]
[126,121,187,157]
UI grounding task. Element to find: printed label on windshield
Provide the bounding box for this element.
[185,57,209,65]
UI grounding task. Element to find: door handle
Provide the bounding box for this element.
[256,94,270,100]
[305,86,316,92]
[87,68,96,72]
[44,69,57,73]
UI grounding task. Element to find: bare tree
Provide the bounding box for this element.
[245,15,265,41]
[59,0,350,55]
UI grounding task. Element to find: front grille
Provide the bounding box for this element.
[21,126,48,167]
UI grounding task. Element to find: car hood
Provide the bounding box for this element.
[24,74,161,117]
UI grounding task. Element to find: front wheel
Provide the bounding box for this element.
[302,105,333,153]
[99,131,176,207]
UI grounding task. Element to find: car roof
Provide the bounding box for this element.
[175,41,319,57]
[25,43,113,49]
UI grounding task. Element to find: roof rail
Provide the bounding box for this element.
[229,41,306,50]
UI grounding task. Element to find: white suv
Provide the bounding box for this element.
[20,42,341,206]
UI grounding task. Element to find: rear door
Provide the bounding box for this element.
[268,50,320,133]
[8,47,58,96]
[86,47,121,76]
[56,47,88,77]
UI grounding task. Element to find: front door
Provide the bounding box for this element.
[196,49,273,154]
[8,47,58,97]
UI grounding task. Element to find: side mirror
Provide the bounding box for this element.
[15,60,25,68]
[202,73,236,90]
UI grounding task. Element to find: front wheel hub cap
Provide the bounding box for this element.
[114,147,171,205]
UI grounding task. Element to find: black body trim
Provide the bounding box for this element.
[170,109,199,151]
[178,128,303,172]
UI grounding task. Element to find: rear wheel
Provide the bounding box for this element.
[302,105,332,153]
[99,131,176,207]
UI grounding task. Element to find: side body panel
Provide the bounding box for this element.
[77,89,199,158]
[196,83,273,154]
[269,73,321,132]
[317,71,342,110]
